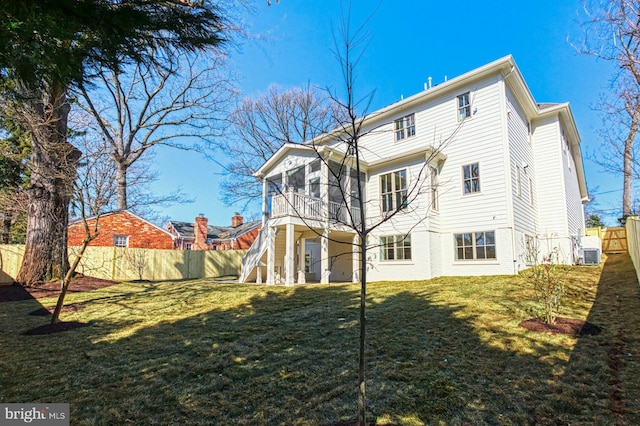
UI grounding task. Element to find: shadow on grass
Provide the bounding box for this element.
[3,269,639,425]
[554,253,640,425]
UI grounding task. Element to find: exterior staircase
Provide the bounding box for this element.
[239,224,277,283]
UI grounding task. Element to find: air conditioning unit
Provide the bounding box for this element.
[581,248,601,265]
[579,235,602,265]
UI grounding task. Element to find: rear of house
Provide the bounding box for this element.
[240,56,588,285]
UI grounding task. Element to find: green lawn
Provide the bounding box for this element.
[1,253,639,425]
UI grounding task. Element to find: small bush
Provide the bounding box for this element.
[522,246,568,324]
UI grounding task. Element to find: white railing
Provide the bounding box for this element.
[272,190,361,226]
[239,225,276,283]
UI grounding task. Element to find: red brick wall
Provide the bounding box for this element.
[68,211,174,249]
[235,226,260,249]
[210,226,261,250]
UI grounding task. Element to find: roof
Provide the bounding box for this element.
[254,55,588,200]
[167,219,261,241]
[69,209,175,239]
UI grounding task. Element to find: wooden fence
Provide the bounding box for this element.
[626,217,640,284]
[586,226,628,253]
[0,245,245,284]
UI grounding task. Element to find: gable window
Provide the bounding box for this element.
[430,165,439,211]
[462,163,480,194]
[380,234,412,261]
[380,169,407,213]
[457,92,471,120]
[394,114,416,141]
[114,235,129,248]
[454,231,496,260]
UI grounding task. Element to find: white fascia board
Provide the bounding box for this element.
[254,143,316,178]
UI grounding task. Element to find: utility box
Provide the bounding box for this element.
[579,235,602,265]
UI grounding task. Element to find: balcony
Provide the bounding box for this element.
[271,190,361,227]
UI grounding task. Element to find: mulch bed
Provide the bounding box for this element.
[22,321,91,335]
[29,304,87,316]
[0,275,117,302]
[519,317,602,336]
[1,276,117,335]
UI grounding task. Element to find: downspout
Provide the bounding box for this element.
[500,69,519,274]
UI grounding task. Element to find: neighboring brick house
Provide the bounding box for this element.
[68,210,175,249]
[166,213,261,250]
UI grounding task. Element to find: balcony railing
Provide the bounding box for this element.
[271,190,361,226]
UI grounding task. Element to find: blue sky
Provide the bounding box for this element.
[150,0,621,226]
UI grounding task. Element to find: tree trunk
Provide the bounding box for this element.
[358,238,367,426]
[622,102,639,217]
[15,80,80,286]
[1,211,10,244]
[116,161,128,210]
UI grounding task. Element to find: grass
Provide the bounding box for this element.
[1,253,639,425]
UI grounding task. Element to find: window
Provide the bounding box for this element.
[394,114,416,141]
[286,165,305,193]
[430,165,439,211]
[185,243,192,250]
[380,169,407,213]
[309,176,320,198]
[114,235,129,248]
[454,231,496,260]
[457,92,471,120]
[462,163,480,194]
[516,166,522,198]
[380,234,412,261]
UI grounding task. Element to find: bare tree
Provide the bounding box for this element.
[50,135,114,324]
[0,0,237,286]
[252,7,458,424]
[577,0,640,218]
[75,49,235,210]
[220,84,343,209]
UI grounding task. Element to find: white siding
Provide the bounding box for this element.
[254,58,588,283]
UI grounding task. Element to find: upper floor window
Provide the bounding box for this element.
[381,169,407,213]
[462,163,480,194]
[394,114,416,141]
[457,92,471,120]
[380,234,412,261]
[454,231,496,260]
[114,235,129,248]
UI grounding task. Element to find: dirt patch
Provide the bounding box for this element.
[22,321,90,335]
[28,304,86,316]
[0,275,117,302]
[519,317,602,336]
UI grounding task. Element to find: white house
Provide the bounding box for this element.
[239,56,588,285]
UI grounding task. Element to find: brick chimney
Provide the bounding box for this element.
[194,214,209,250]
[231,212,243,227]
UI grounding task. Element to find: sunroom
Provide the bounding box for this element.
[239,144,365,285]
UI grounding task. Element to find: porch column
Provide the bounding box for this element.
[262,179,269,226]
[285,222,295,286]
[256,262,262,284]
[321,228,330,284]
[297,237,306,284]
[352,234,360,283]
[266,226,275,285]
